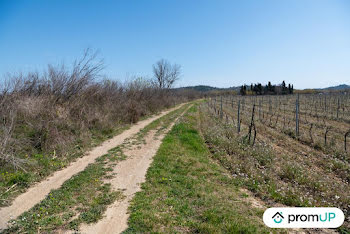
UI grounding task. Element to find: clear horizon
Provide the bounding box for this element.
[0,0,349,89]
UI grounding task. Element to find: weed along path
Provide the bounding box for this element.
[0,104,186,231]
[79,105,191,234]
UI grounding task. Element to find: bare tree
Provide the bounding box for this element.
[152,59,181,89]
[47,48,104,103]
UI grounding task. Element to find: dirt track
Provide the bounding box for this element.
[79,105,189,234]
[79,130,165,233]
[0,104,185,231]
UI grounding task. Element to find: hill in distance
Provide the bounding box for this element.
[176,85,239,92]
[177,84,350,92]
[317,84,350,90]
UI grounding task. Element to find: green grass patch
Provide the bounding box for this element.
[136,103,191,141]
[0,123,130,207]
[124,104,270,233]
[3,145,127,233]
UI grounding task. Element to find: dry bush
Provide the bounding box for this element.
[0,51,197,171]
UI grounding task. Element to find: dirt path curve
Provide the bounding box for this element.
[0,104,185,231]
[79,105,191,234]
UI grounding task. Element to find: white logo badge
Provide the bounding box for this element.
[263,207,344,228]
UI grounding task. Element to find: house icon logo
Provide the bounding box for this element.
[272,212,284,223]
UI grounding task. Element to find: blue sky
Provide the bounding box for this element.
[0,0,349,89]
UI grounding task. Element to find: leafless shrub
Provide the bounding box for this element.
[0,100,27,170]
[324,126,332,146]
[345,131,350,152]
[0,51,195,170]
[309,123,314,144]
[247,104,256,145]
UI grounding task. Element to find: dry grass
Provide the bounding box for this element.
[0,50,198,206]
[200,100,350,232]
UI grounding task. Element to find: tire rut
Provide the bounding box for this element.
[0,104,186,231]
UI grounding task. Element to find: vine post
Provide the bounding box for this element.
[237,99,241,133]
[295,94,300,137]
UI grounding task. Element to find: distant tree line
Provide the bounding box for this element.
[240,81,293,95]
